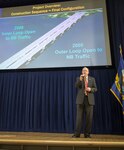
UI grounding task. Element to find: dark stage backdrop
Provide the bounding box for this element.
[0,0,124,134]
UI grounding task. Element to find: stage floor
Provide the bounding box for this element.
[0,132,124,148]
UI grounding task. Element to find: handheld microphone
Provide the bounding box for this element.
[81,74,85,77]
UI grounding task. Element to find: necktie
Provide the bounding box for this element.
[85,77,88,95]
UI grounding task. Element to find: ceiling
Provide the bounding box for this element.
[0,0,72,8]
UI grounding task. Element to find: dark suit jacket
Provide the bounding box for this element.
[75,76,97,105]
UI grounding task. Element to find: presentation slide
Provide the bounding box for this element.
[0,0,111,70]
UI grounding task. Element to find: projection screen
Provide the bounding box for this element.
[0,0,112,69]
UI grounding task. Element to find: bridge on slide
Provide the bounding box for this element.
[0,12,85,69]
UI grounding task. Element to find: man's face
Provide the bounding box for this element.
[82,67,89,76]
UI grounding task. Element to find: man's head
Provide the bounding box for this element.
[82,67,89,76]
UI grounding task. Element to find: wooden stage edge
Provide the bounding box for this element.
[0,132,124,147]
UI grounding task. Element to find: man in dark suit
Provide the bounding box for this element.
[72,67,97,138]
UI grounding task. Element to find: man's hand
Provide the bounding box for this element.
[86,87,91,92]
[80,74,84,81]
